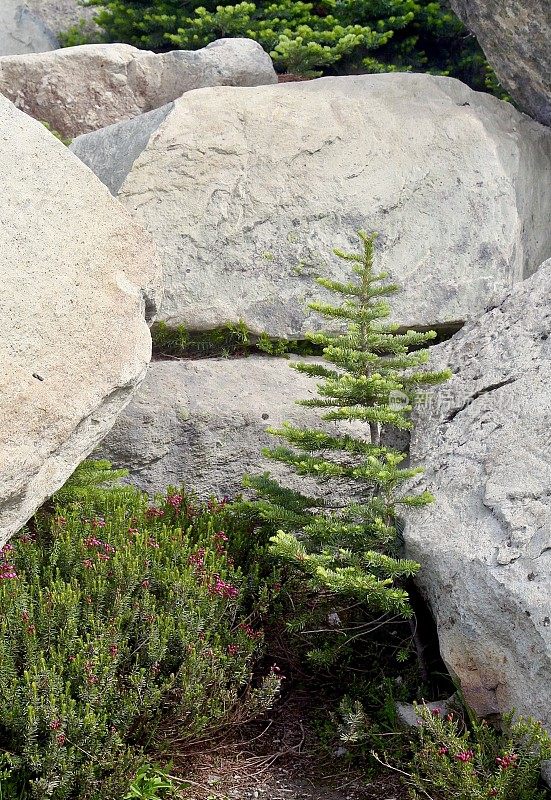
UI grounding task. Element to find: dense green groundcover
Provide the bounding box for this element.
[0,463,280,799]
[63,0,505,92]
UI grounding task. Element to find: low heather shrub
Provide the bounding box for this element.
[0,463,280,799]
[407,706,551,800]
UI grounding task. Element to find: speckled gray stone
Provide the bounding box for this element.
[406,258,551,728]
[0,94,160,544]
[451,0,551,126]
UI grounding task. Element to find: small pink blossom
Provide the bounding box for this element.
[167,494,182,509]
[209,574,239,599]
[496,753,518,770]
[147,507,165,518]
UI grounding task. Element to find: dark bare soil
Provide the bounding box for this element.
[172,691,409,800]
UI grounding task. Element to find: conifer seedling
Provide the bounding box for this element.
[243,231,451,662]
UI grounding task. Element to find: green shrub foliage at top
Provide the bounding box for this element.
[241,232,450,667]
[0,462,280,799]
[65,0,504,90]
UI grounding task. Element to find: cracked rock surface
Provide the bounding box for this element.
[0,95,160,545]
[0,39,277,139]
[406,258,551,726]
[70,73,551,338]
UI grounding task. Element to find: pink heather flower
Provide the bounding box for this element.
[147,507,164,518]
[83,559,93,569]
[496,753,518,770]
[21,611,30,622]
[141,579,150,589]
[1,543,14,554]
[188,548,206,568]
[239,623,262,640]
[92,517,106,528]
[431,708,441,716]
[209,574,239,599]
[215,531,229,542]
[50,719,62,730]
[455,750,474,763]
[0,562,17,580]
[57,733,67,746]
[85,536,103,548]
[128,527,139,535]
[109,644,118,658]
[97,553,110,562]
[167,494,182,509]
[227,644,239,656]
[438,746,448,755]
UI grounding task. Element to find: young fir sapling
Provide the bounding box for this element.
[243,231,451,663]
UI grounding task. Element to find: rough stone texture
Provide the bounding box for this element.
[0,94,161,545]
[396,698,453,728]
[541,760,551,789]
[0,39,277,139]
[405,259,551,727]
[0,0,95,56]
[71,73,551,338]
[95,357,365,499]
[451,0,551,127]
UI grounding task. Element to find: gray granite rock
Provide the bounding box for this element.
[0,39,277,138]
[451,0,551,126]
[541,759,551,789]
[406,258,551,728]
[71,73,551,338]
[0,0,95,56]
[0,94,160,544]
[95,357,366,500]
[396,698,453,728]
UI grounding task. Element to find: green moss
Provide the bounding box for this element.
[151,320,321,359]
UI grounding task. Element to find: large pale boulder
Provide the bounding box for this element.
[95,357,329,499]
[0,39,277,139]
[0,0,95,56]
[0,94,160,545]
[70,74,551,338]
[451,0,551,127]
[406,259,551,727]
